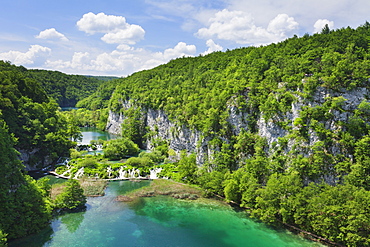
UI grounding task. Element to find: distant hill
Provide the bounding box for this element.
[84,75,120,81]
[0,61,105,107]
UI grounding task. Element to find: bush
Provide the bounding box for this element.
[76,158,98,169]
[125,157,153,168]
[139,150,165,163]
[103,138,139,160]
[0,230,7,246]
[54,180,86,211]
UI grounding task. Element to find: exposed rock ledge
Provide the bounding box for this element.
[106,87,369,168]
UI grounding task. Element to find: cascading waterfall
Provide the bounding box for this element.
[107,166,113,178]
[74,167,85,179]
[117,166,141,179]
[149,168,163,179]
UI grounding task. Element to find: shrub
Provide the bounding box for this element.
[103,138,139,160]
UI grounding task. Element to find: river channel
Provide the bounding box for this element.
[10,128,322,247]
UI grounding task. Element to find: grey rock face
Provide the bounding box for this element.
[106,111,124,135]
[18,149,52,171]
[106,87,369,173]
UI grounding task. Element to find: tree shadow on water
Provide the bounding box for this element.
[59,208,86,233]
[8,225,53,247]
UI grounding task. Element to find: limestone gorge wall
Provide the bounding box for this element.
[106,105,214,164]
[106,86,369,168]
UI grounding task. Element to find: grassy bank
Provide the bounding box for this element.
[49,176,107,198]
[79,178,108,196]
[120,179,202,201]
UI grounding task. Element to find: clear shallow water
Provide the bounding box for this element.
[78,127,119,145]
[10,181,321,247]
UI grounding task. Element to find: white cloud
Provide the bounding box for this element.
[36,28,68,41]
[101,25,145,44]
[45,42,197,76]
[161,42,196,60]
[77,12,127,34]
[267,14,299,37]
[0,45,51,65]
[313,19,335,33]
[226,0,370,33]
[196,9,299,46]
[76,12,145,44]
[202,39,223,55]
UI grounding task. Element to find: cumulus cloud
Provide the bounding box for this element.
[202,39,223,55]
[313,19,335,33]
[76,12,145,44]
[161,42,196,60]
[196,9,299,45]
[36,28,69,41]
[267,14,299,36]
[101,25,145,44]
[45,42,197,76]
[0,45,51,65]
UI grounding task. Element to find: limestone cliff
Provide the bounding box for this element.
[106,86,369,172]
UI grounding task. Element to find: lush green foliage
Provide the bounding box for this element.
[0,119,52,240]
[109,23,370,135]
[62,108,109,130]
[3,23,370,246]
[0,230,7,246]
[76,78,120,110]
[54,180,86,210]
[0,69,75,167]
[0,61,104,107]
[100,23,370,246]
[103,138,140,160]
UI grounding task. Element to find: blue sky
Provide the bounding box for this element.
[0,0,369,76]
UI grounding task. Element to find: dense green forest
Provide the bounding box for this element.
[0,70,87,242]
[0,67,83,168]
[93,23,370,246]
[0,61,104,106]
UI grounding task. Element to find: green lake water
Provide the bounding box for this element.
[78,127,118,145]
[10,181,322,247]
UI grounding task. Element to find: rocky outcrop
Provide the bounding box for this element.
[106,111,125,136]
[106,87,369,168]
[106,108,213,164]
[18,149,53,171]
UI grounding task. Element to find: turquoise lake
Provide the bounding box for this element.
[78,127,119,145]
[10,181,322,247]
[10,128,322,247]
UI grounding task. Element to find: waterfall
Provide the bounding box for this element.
[117,167,142,179]
[74,167,85,179]
[56,157,70,166]
[149,168,163,179]
[107,166,113,178]
[118,166,128,179]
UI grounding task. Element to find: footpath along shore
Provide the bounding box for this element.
[47,171,151,180]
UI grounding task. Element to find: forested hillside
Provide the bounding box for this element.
[0,119,52,240]
[0,63,91,243]
[0,67,76,169]
[0,61,104,106]
[100,23,370,246]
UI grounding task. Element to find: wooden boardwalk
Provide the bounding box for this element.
[47,171,150,181]
[47,171,70,179]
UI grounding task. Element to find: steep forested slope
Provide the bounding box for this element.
[0,119,51,240]
[0,61,104,106]
[0,68,75,169]
[0,66,89,242]
[101,23,370,246]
